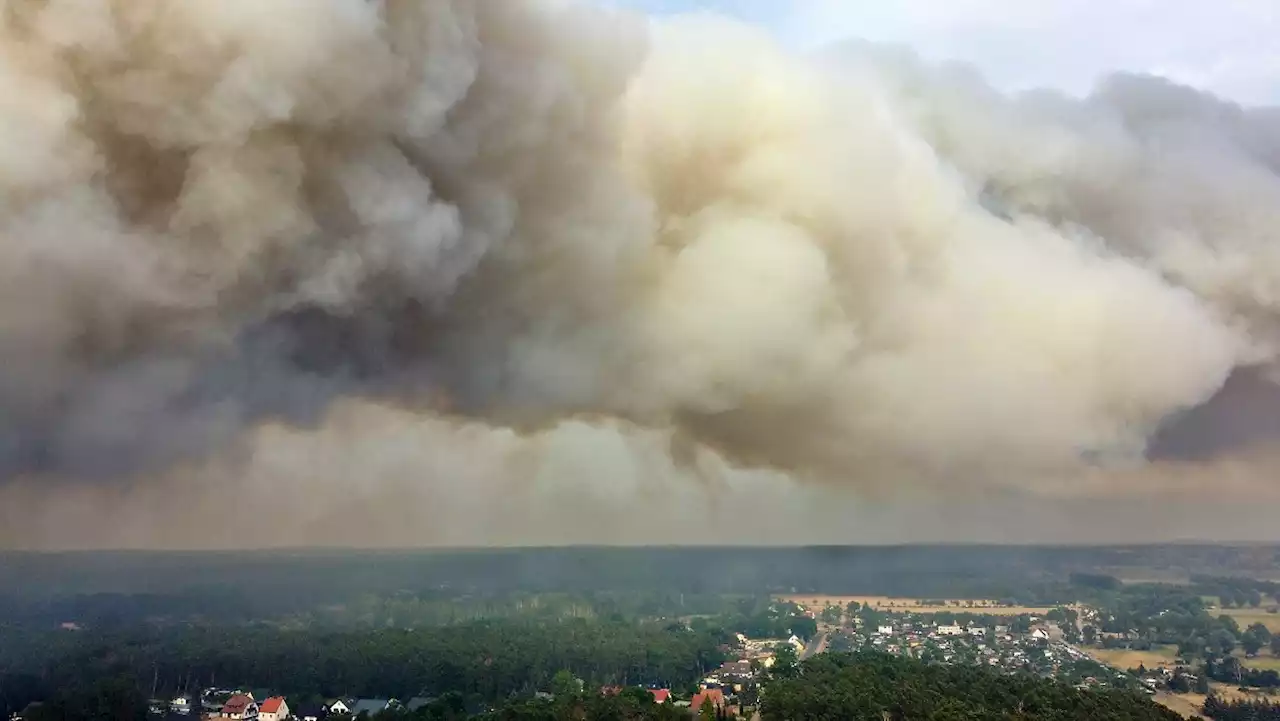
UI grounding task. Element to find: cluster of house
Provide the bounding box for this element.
[602,679,738,717]
[1136,666,1200,694]
[735,633,803,662]
[150,691,442,721]
[598,687,672,704]
[839,618,1085,673]
[597,640,775,719]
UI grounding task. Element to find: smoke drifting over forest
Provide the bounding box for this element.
[2,0,1279,548]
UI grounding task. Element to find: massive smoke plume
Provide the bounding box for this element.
[1,0,1278,548]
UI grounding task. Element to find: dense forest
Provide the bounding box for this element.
[761,653,1183,721]
[20,653,1190,721]
[6,545,1280,609]
[0,620,726,714]
[8,547,1280,720]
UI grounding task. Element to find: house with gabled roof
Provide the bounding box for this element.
[690,688,725,715]
[220,694,259,721]
[259,697,289,721]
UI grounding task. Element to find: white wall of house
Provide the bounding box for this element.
[260,700,289,721]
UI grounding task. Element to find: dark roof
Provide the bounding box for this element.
[350,700,390,716]
[405,698,436,711]
[296,705,328,719]
[222,695,254,715]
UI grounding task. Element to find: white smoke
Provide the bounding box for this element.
[0,0,1276,547]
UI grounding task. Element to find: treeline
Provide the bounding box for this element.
[1202,695,1280,721]
[0,589,758,632]
[1087,584,1247,653]
[761,653,1181,721]
[1189,575,1280,609]
[15,546,1274,606]
[0,619,726,717]
[1205,656,1280,689]
[687,600,817,642]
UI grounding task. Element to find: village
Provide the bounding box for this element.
[126,625,812,721]
[823,610,1134,691]
[126,602,1135,721]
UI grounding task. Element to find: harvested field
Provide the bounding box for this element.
[1085,645,1179,670]
[1218,608,1280,633]
[1155,685,1257,719]
[776,595,1052,615]
[1154,692,1203,719]
[1236,653,1280,671]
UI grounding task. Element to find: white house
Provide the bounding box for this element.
[1030,628,1049,640]
[937,625,964,636]
[327,700,352,716]
[259,698,289,721]
[170,695,193,715]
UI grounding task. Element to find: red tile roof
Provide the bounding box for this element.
[691,689,725,712]
[649,689,671,704]
[222,695,254,715]
[260,698,285,714]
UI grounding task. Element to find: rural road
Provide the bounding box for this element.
[802,631,829,660]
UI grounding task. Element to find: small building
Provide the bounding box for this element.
[690,689,725,715]
[170,695,194,715]
[220,695,259,721]
[296,705,327,721]
[259,698,289,721]
[649,690,671,704]
[326,701,352,716]
[937,625,964,636]
[877,625,893,635]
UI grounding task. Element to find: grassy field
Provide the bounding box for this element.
[1218,608,1280,633]
[1154,685,1256,719]
[1239,654,1280,670]
[1085,645,1180,670]
[1154,691,1203,719]
[777,595,1052,615]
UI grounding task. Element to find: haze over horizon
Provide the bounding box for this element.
[2,0,1280,550]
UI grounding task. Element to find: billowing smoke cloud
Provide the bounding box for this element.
[0,0,1278,548]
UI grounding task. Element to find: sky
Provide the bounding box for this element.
[609,0,1280,105]
[4,0,1280,550]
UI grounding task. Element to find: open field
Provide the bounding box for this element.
[1154,692,1203,719]
[777,595,1053,615]
[1218,608,1280,633]
[1085,645,1179,670]
[1232,651,1280,670]
[1156,685,1261,719]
